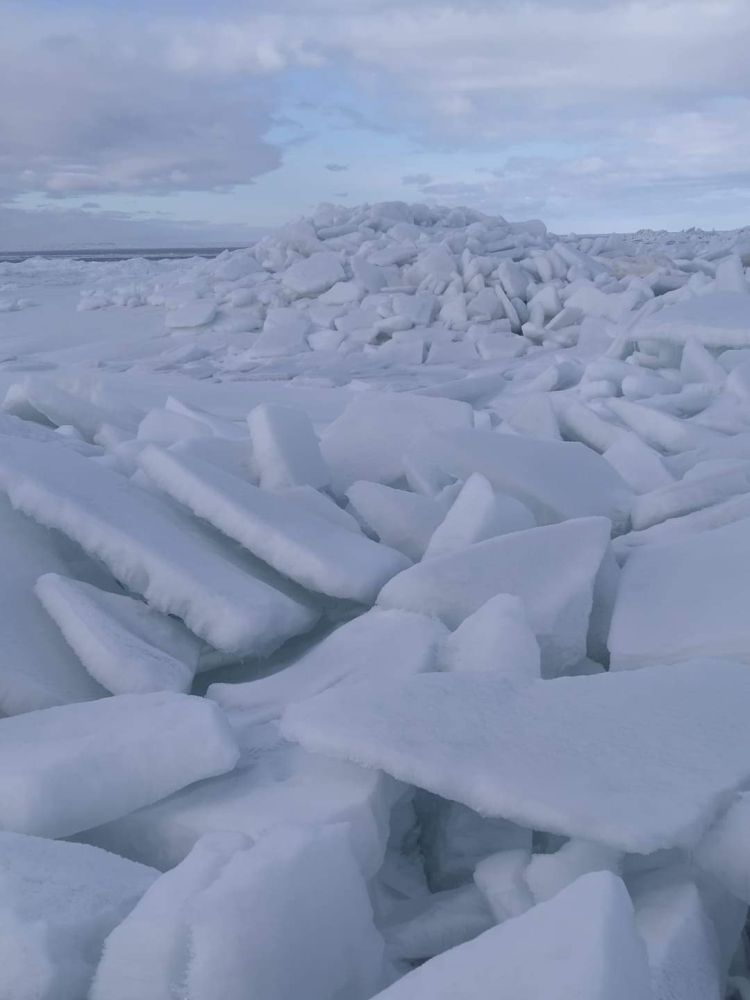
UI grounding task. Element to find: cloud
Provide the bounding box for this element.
[402,173,433,186]
[0,5,282,201]
[325,163,349,171]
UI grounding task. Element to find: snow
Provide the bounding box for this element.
[369,872,652,1000]
[0,692,239,836]
[284,660,750,853]
[0,831,156,1000]
[3,203,750,996]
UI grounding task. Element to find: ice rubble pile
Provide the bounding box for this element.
[3,204,750,999]
[66,201,750,383]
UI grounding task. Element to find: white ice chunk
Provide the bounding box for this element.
[35,574,201,695]
[139,446,409,602]
[321,392,472,494]
[424,473,535,558]
[0,692,238,837]
[0,832,156,1000]
[164,300,217,329]
[0,434,318,654]
[603,431,675,493]
[282,251,345,297]
[609,517,750,669]
[346,480,449,560]
[631,869,729,1000]
[694,793,750,904]
[247,402,329,491]
[630,461,750,530]
[525,838,622,904]
[473,849,533,921]
[379,517,611,674]
[414,428,632,530]
[607,396,706,453]
[0,497,104,715]
[209,608,446,723]
[284,659,750,853]
[369,872,652,1000]
[439,593,540,682]
[93,826,388,1000]
[635,291,750,347]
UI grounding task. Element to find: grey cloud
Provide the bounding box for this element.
[402,173,433,186]
[325,163,349,172]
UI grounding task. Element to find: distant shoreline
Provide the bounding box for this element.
[0,246,251,264]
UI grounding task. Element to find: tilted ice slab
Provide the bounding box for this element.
[283,660,750,853]
[634,291,750,348]
[609,516,750,670]
[209,608,447,723]
[139,446,410,603]
[35,573,202,695]
[91,826,388,1000]
[0,434,318,654]
[0,692,239,837]
[378,517,612,674]
[369,872,651,1000]
[0,832,157,1000]
[247,402,330,491]
[413,427,632,531]
[82,734,402,876]
[0,497,104,715]
[321,392,473,494]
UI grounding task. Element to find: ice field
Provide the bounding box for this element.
[2,199,750,998]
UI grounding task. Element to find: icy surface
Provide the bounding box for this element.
[3,203,750,997]
[283,660,750,852]
[0,692,239,836]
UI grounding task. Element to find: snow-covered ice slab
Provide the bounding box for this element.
[208,608,446,724]
[345,480,450,560]
[369,872,651,1000]
[35,574,202,695]
[247,401,329,491]
[0,497,104,715]
[438,594,541,681]
[139,446,410,602]
[0,832,157,1000]
[83,734,401,875]
[0,692,239,837]
[0,434,318,654]
[378,517,611,674]
[321,392,473,493]
[283,660,750,853]
[91,826,388,1000]
[634,291,750,347]
[609,517,750,669]
[414,427,632,530]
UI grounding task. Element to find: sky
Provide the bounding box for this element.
[1,0,749,246]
